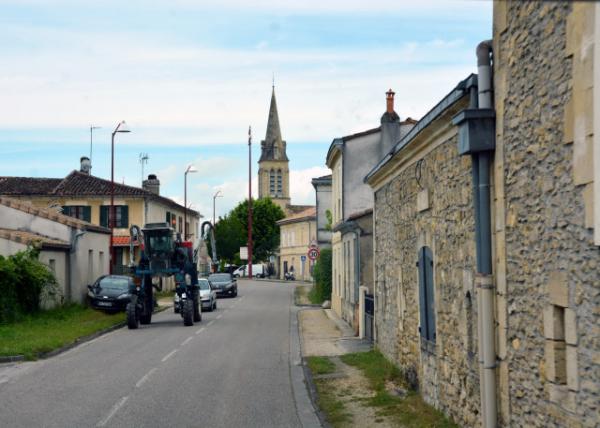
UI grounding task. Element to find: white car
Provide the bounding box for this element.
[199,278,217,311]
[232,264,266,278]
[174,278,217,313]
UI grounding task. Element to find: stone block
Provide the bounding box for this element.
[547,271,569,307]
[545,340,567,384]
[543,306,565,340]
[417,189,430,212]
[566,345,579,391]
[573,132,594,186]
[564,308,578,345]
[563,98,574,144]
[547,382,568,404]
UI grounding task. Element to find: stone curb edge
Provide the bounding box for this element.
[0,304,171,363]
[296,308,332,428]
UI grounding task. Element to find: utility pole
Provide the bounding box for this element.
[248,126,253,279]
[90,125,101,171]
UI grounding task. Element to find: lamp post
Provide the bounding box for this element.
[213,190,223,227]
[248,126,253,279]
[184,164,198,240]
[110,120,130,274]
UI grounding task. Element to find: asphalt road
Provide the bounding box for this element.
[0,280,319,428]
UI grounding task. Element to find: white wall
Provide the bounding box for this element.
[69,231,110,303]
[343,132,381,218]
[0,205,71,242]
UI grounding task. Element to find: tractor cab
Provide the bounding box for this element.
[142,223,176,274]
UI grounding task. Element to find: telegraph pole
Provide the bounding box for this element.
[248,126,253,279]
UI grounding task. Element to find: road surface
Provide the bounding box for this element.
[0,280,318,428]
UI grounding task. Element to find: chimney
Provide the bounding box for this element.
[143,174,160,195]
[80,156,91,174]
[386,89,395,114]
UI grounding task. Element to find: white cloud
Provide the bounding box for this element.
[289,166,330,205]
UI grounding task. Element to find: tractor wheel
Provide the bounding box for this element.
[126,302,139,329]
[183,299,194,326]
[192,290,202,322]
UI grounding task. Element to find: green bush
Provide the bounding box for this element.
[310,248,332,303]
[0,247,59,324]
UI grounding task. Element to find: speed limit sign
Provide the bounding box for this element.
[307,247,320,261]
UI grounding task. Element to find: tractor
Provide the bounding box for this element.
[125,222,202,328]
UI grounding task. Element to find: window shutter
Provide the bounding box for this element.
[418,247,428,339]
[83,206,91,222]
[121,206,129,228]
[424,247,436,342]
[61,206,70,217]
[100,206,108,228]
[166,212,171,224]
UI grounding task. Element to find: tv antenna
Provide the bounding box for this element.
[139,153,149,184]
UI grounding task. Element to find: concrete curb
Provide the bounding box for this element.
[0,304,172,363]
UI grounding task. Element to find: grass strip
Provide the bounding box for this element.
[306,355,336,375]
[0,304,125,360]
[341,350,458,428]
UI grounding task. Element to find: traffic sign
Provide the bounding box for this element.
[301,255,307,262]
[307,247,320,261]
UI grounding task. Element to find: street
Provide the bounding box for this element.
[0,280,316,428]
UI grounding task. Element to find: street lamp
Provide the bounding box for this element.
[213,190,223,227]
[184,164,198,240]
[110,120,131,274]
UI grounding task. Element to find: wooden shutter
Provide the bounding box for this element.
[100,206,108,227]
[120,206,129,228]
[83,206,91,222]
[418,247,428,339]
[424,247,436,342]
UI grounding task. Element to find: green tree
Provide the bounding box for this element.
[309,248,332,303]
[207,198,285,264]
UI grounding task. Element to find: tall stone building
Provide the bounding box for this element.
[258,86,291,211]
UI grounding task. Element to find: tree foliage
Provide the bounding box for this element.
[310,248,332,303]
[208,198,286,264]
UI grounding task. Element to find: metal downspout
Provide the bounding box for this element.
[476,39,497,428]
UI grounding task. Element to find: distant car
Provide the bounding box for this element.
[198,278,217,311]
[232,264,266,278]
[87,275,134,312]
[208,273,238,297]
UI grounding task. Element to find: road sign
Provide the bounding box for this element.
[240,246,248,260]
[307,247,320,261]
[301,255,307,262]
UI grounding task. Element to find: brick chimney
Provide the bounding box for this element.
[386,89,395,114]
[142,174,160,195]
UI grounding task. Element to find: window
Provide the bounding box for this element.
[178,216,183,233]
[270,169,275,194]
[276,169,283,194]
[418,246,436,343]
[100,205,129,228]
[62,205,91,222]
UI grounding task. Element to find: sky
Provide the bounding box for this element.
[0,0,492,220]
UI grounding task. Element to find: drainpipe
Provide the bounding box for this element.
[353,226,361,330]
[476,39,497,428]
[453,41,497,428]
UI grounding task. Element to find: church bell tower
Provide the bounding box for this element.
[258,85,290,210]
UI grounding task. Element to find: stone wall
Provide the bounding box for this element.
[373,131,481,427]
[495,2,600,426]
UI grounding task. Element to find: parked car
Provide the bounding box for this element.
[208,273,238,297]
[232,264,266,278]
[199,278,217,311]
[87,275,133,312]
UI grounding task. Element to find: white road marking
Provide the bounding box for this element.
[181,336,193,346]
[216,314,222,319]
[207,321,214,326]
[97,396,129,427]
[135,368,157,388]
[195,327,206,335]
[161,349,178,362]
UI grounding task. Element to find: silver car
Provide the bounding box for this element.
[199,278,217,312]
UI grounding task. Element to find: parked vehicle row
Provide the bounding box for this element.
[88,273,238,316]
[232,264,267,278]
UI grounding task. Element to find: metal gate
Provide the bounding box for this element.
[365,293,374,342]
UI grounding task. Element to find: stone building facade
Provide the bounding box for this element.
[276,207,317,281]
[366,77,480,426]
[492,2,600,426]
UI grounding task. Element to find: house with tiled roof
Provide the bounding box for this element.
[0,196,111,305]
[276,206,317,281]
[0,158,202,273]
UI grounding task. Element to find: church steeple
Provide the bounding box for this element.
[260,86,288,162]
[258,84,290,210]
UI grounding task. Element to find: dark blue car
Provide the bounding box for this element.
[87,275,134,312]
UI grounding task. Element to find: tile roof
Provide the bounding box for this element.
[277,206,316,225]
[0,228,70,250]
[0,196,111,234]
[0,171,200,217]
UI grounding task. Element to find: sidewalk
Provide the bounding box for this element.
[298,308,371,357]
